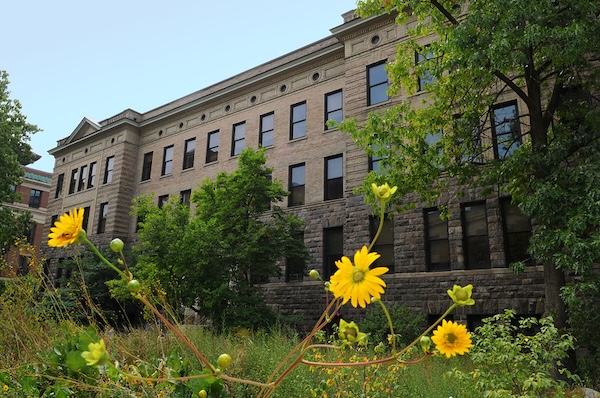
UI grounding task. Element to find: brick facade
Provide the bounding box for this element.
[43,9,545,328]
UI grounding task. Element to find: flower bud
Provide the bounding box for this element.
[127,279,141,294]
[420,335,432,353]
[110,238,124,252]
[371,183,398,205]
[217,353,232,370]
[447,284,475,306]
[308,269,320,280]
[198,390,207,398]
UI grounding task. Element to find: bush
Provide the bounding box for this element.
[360,304,425,348]
[451,309,578,397]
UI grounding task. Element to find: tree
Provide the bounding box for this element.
[342,0,600,333]
[0,70,39,254]
[133,148,309,329]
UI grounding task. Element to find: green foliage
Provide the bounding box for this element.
[563,277,600,389]
[359,304,425,349]
[451,310,578,397]
[133,148,309,329]
[0,70,39,254]
[57,248,143,327]
[347,0,600,341]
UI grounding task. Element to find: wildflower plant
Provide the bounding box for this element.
[45,182,475,397]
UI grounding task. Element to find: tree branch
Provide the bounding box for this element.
[493,70,531,108]
[430,0,458,25]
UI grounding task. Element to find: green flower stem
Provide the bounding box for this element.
[258,298,343,398]
[368,204,386,252]
[111,363,274,389]
[377,299,397,353]
[402,303,458,354]
[300,352,433,368]
[135,293,214,372]
[83,238,128,280]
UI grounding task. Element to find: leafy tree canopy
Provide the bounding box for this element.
[132,148,308,329]
[0,70,39,254]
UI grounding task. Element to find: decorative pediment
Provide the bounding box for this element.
[63,117,102,145]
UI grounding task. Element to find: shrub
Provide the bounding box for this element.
[360,304,425,348]
[451,309,578,397]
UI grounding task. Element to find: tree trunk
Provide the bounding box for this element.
[543,260,577,377]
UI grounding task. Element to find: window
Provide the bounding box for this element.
[369,145,387,172]
[462,202,491,269]
[288,163,305,207]
[501,198,532,265]
[162,145,174,175]
[68,169,78,194]
[28,189,41,208]
[158,194,169,208]
[103,156,114,184]
[424,208,450,271]
[367,61,388,106]
[55,173,64,198]
[370,216,394,271]
[50,215,58,227]
[285,231,305,282]
[416,48,435,91]
[77,165,87,191]
[231,122,246,156]
[325,155,343,200]
[87,162,97,189]
[260,113,274,147]
[323,227,343,279]
[183,138,196,169]
[290,102,307,140]
[97,202,108,233]
[206,130,219,163]
[325,90,343,129]
[180,189,192,206]
[82,206,90,231]
[140,152,153,181]
[492,101,521,159]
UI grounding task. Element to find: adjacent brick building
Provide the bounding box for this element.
[2,165,52,276]
[43,9,545,328]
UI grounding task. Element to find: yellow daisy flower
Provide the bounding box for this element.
[329,246,389,308]
[81,339,109,367]
[431,319,472,358]
[371,183,398,205]
[48,208,85,247]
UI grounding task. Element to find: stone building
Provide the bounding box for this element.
[43,9,545,328]
[2,165,52,276]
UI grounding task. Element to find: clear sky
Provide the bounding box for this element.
[3,1,357,172]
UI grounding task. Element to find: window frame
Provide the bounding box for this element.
[141,152,153,181]
[323,226,344,280]
[324,154,343,200]
[55,173,64,198]
[180,189,192,206]
[288,163,306,207]
[206,130,220,163]
[28,189,42,208]
[260,112,274,147]
[87,162,97,189]
[68,168,78,194]
[290,101,307,140]
[103,156,114,184]
[367,61,388,106]
[462,201,491,269]
[416,47,435,91]
[231,122,246,156]
[491,100,522,159]
[424,208,451,271]
[77,164,88,192]
[369,215,395,272]
[161,145,174,176]
[97,202,108,234]
[158,194,169,209]
[183,138,196,170]
[500,197,533,265]
[325,90,343,130]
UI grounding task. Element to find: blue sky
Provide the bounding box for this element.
[3,1,357,172]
